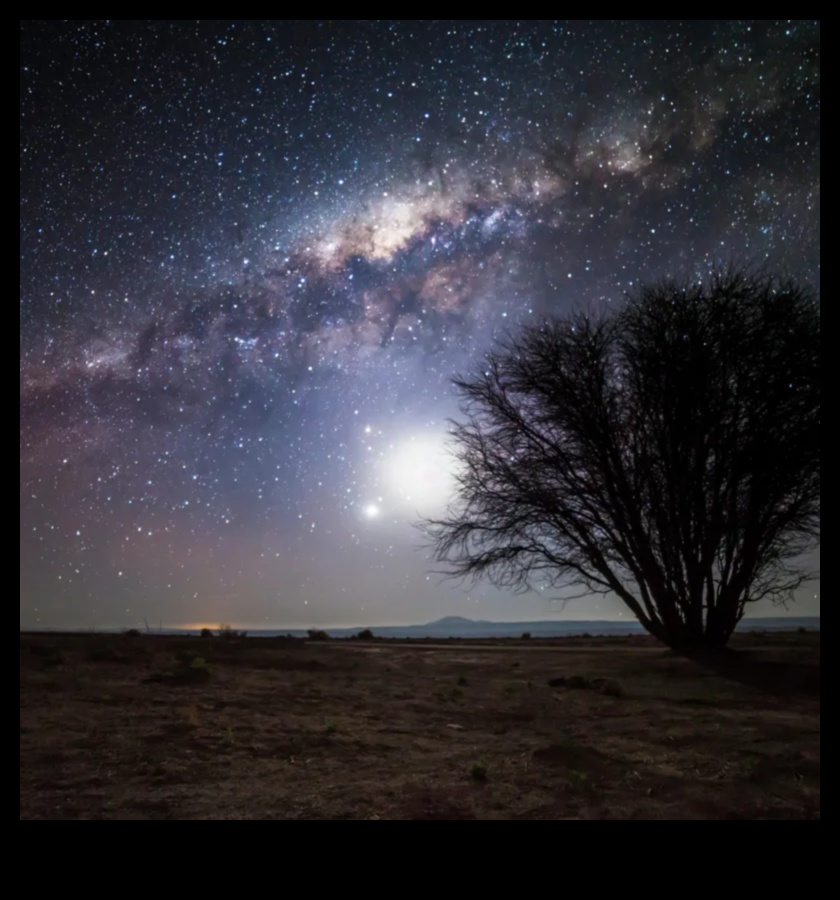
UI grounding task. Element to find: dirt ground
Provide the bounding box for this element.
[19,631,820,819]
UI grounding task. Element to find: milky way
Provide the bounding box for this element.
[20,21,820,629]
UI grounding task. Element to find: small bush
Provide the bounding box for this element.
[470,763,488,783]
[124,628,142,638]
[521,631,532,640]
[200,628,214,639]
[273,634,300,646]
[146,654,212,686]
[307,629,331,642]
[219,625,247,640]
[357,629,374,640]
[183,656,212,683]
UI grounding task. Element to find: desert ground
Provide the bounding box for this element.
[19,630,819,820]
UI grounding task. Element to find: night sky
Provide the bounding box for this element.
[20,20,820,630]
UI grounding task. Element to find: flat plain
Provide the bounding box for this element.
[19,630,820,820]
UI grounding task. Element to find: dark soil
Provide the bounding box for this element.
[20,630,820,820]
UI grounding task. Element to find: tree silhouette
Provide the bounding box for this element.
[423,270,820,655]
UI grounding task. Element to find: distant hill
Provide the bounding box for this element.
[22,615,820,639]
[254,615,820,640]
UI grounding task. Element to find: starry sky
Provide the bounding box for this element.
[20,20,820,630]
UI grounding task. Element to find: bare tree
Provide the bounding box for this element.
[423,270,820,655]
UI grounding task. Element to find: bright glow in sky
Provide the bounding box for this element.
[380,434,460,516]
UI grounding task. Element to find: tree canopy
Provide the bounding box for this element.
[424,269,820,653]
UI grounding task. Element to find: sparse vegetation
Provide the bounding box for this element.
[307,629,331,642]
[20,631,819,819]
[180,656,212,684]
[219,625,247,641]
[273,634,301,645]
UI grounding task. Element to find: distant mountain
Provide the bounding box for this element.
[426,616,493,627]
[22,615,820,639]
[290,615,820,641]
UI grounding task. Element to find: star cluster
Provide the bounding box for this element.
[20,21,820,629]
